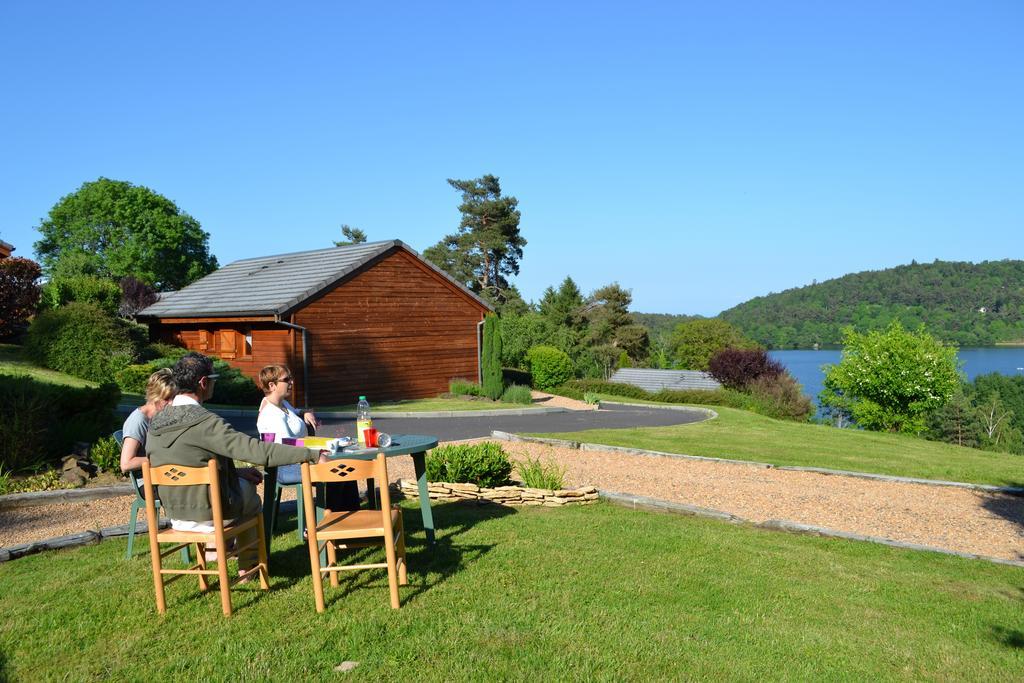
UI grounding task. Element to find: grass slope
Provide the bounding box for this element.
[0,343,98,388]
[533,404,1024,487]
[1,503,1021,679]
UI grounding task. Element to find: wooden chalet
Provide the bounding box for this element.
[139,240,492,407]
[0,240,13,259]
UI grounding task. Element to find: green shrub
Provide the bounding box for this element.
[426,442,513,488]
[115,363,160,394]
[209,359,262,405]
[449,378,482,397]
[501,384,532,405]
[115,354,259,405]
[0,374,121,471]
[24,302,141,382]
[482,314,503,400]
[41,275,122,315]
[516,456,566,490]
[746,374,813,422]
[550,378,816,422]
[138,342,187,363]
[90,436,121,474]
[0,469,69,494]
[526,345,574,391]
[502,367,532,387]
[583,392,601,405]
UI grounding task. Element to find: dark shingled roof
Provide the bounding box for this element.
[609,368,723,392]
[139,240,491,318]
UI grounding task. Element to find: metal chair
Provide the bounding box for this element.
[113,430,189,564]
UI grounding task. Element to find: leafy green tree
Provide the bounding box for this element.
[423,174,525,310]
[499,312,547,369]
[819,322,961,434]
[481,315,503,400]
[34,178,218,291]
[334,224,367,246]
[668,319,757,370]
[976,392,1023,453]
[583,283,649,373]
[40,274,122,315]
[537,276,587,358]
[925,390,983,448]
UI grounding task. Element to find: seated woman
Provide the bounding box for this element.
[256,364,359,512]
[120,369,176,477]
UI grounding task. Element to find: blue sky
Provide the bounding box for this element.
[1,2,1020,315]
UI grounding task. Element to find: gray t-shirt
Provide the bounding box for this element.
[122,407,149,446]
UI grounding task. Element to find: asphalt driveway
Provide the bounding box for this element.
[223,403,708,442]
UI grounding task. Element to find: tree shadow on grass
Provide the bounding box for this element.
[0,647,9,683]
[267,500,515,605]
[979,485,1024,561]
[991,625,1024,649]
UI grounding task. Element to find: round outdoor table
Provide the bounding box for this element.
[261,434,439,554]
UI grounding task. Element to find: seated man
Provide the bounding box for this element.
[146,352,322,570]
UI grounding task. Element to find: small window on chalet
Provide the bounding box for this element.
[243,329,253,357]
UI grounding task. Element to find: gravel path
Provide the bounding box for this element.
[4,420,1022,562]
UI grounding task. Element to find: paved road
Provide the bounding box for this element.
[223,403,707,442]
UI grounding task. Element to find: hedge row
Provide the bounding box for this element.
[551,378,811,421]
[0,374,121,471]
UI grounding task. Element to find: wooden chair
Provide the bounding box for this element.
[301,453,408,612]
[142,459,270,616]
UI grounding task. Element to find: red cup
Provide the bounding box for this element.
[363,428,378,447]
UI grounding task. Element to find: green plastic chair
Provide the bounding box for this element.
[114,430,190,564]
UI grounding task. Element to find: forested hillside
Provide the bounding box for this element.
[719,260,1024,348]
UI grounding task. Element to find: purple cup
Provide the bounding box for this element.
[260,433,276,443]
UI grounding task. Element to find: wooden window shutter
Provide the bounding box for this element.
[198,329,210,351]
[218,329,237,359]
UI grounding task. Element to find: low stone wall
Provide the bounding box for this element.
[396,479,598,507]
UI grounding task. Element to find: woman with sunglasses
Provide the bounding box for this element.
[256,365,360,516]
[256,365,319,441]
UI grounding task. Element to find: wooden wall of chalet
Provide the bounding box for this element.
[296,249,487,404]
[156,324,299,398]
[152,248,488,406]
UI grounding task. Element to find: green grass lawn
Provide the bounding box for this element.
[0,502,1021,679]
[532,404,1024,487]
[2,501,1024,679]
[0,343,99,388]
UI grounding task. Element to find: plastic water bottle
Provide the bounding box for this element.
[356,396,372,445]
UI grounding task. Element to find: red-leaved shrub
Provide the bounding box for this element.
[0,257,41,338]
[708,348,784,390]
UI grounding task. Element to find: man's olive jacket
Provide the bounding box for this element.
[146,404,315,522]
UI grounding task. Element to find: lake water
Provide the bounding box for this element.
[769,347,1024,402]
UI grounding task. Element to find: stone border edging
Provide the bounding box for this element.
[491,432,1024,496]
[117,404,565,419]
[395,479,598,506]
[0,484,135,511]
[599,489,1024,568]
